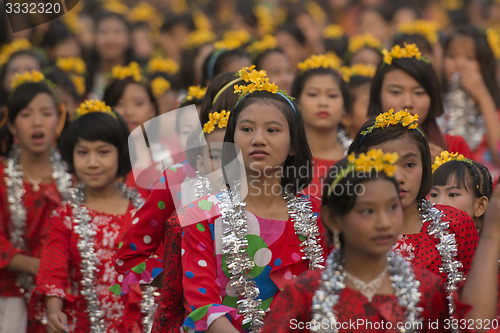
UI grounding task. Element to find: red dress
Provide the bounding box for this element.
[392,204,478,282]
[444,134,473,159]
[260,267,467,333]
[32,202,153,333]
[302,157,338,198]
[0,161,66,327]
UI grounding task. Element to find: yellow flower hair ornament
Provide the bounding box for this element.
[397,20,439,45]
[323,24,344,40]
[382,43,429,65]
[360,108,423,138]
[432,151,472,172]
[111,62,143,82]
[151,77,171,98]
[203,110,230,133]
[75,100,117,119]
[347,34,382,54]
[185,30,216,49]
[340,64,376,82]
[486,28,500,60]
[247,35,278,56]
[328,149,399,196]
[297,53,342,72]
[56,57,86,75]
[0,39,32,68]
[214,30,252,50]
[11,70,45,90]
[185,85,207,102]
[147,57,179,76]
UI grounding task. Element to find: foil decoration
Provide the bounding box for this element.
[141,285,159,333]
[311,250,423,333]
[73,184,145,333]
[442,72,485,150]
[219,188,325,332]
[420,199,463,331]
[5,146,73,302]
[194,171,212,198]
[338,128,353,156]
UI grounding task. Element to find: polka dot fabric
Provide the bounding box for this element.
[393,202,479,282]
[180,194,328,332]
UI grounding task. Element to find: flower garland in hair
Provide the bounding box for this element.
[219,186,324,332]
[348,33,382,54]
[340,64,376,82]
[151,77,171,98]
[397,20,439,44]
[382,43,429,65]
[5,146,73,302]
[10,70,45,90]
[214,29,252,50]
[75,99,117,119]
[297,53,342,72]
[328,149,398,196]
[147,57,179,76]
[0,38,31,67]
[432,150,473,172]
[128,2,163,30]
[185,30,216,49]
[486,28,500,59]
[323,24,344,39]
[56,57,87,96]
[247,35,277,56]
[310,250,423,333]
[361,108,423,138]
[72,183,145,333]
[185,85,207,101]
[111,62,143,82]
[203,110,230,133]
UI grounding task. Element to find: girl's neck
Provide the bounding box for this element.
[402,200,422,235]
[99,56,126,73]
[18,148,53,180]
[85,181,122,202]
[84,181,130,215]
[305,125,343,160]
[343,249,388,281]
[243,174,288,220]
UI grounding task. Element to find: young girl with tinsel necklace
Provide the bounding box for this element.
[367,43,472,161]
[261,150,466,332]
[180,69,327,332]
[291,53,349,198]
[348,109,479,326]
[32,100,155,333]
[430,151,493,232]
[0,71,72,332]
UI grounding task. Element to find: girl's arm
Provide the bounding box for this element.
[207,317,240,333]
[45,296,68,333]
[460,186,500,330]
[6,254,39,275]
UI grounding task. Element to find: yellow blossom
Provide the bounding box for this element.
[340,64,376,82]
[323,25,343,39]
[214,30,251,50]
[185,30,216,49]
[486,28,500,59]
[382,43,422,65]
[186,86,207,101]
[128,2,163,29]
[56,57,86,75]
[203,110,231,133]
[348,34,382,54]
[11,70,45,90]
[111,62,143,82]
[0,39,32,67]
[398,20,439,45]
[71,75,86,96]
[75,99,116,119]
[361,108,423,137]
[432,151,471,172]
[147,57,179,75]
[247,35,278,54]
[298,53,341,72]
[151,77,171,98]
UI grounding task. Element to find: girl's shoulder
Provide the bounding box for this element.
[177,192,222,228]
[433,203,475,227]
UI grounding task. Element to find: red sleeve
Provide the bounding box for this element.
[445,134,473,159]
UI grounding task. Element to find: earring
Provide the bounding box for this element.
[333,231,341,249]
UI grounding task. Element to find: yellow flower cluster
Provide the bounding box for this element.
[203,110,230,133]
[193,10,212,31]
[111,62,142,82]
[348,149,399,177]
[214,30,251,50]
[186,85,207,101]
[247,35,277,54]
[486,28,500,59]
[361,109,421,137]
[233,65,279,95]
[185,30,217,49]
[147,57,179,75]
[128,2,163,29]
[432,151,470,172]
[306,1,326,24]
[382,43,422,65]
[0,39,31,67]
[151,77,171,98]
[11,70,44,90]
[348,34,382,54]
[340,64,376,82]
[323,24,344,39]
[103,0,128,14]
[398,20,439,44]
[298,53,341,72]
[75,100,116,119]
[56,57,86,75]
[72,76,86,96]
[254,5,276,35]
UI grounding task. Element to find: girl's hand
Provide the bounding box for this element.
[459,68,489,102]
[47,311,68,333]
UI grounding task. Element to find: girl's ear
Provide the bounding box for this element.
[321,206,342,234]
[196,154,205,173]
[473,195,489,218]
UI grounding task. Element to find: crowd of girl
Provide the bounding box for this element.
[0,0,499,332]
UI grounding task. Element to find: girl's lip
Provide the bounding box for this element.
[317,111,330,118]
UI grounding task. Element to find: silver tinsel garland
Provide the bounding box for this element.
[5,146,73,301]
[219,189,324,332]
[310,250,423,333]
[419,199,463,332]
[194,171,211,198]
[73,184,150,333]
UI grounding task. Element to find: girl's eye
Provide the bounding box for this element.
[210,154,221,161]
[389,90,401,95]
[360,208,373,215]
[390,203,399,211]
[429,192,438,198]
[268,128,279,133]
[414,90,427,96]
[306,92,317,97]
[328,94,339,98]
[99,150,110,155]
[406,162,416,168]
[19,112,30,118]
[241,127,252,132]
[76,150,87,155]
[449,192,460,198]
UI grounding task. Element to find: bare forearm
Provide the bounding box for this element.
[7,254,39,275]
[207,316,240,333]
[46,296,64,315]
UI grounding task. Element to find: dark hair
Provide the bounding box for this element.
[201,48,250,85]
[321,157,399,244]
[367,57,446,148]
[254,48,286,69]
[344,46,383,67]
[393,33,433,56]
[160,14,195,33]
[61,111,131,177]
[222,91,312,194]
[348,118,432,201]
[275,23,307,47]
[41,20,77,50]
[178,44,212,90]
[102,76,159,116]
[45,67,80,101]
[433,160,493,199]
[442,25,500,108]
[292,67,349,108]
[324,36,349,60]
[345,77,372,116]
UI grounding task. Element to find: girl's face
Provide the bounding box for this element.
[3,54,41,92]
[350,48,381,67]
[381,69,430,123]
[73,139,119,190]
[373,136,423,208]
[197,129,226,192]
[430,174,476,217]
[234,101,293,176]
[298,74,344,130]
[113,83,155,131]
[8,93,59,155]
[326,178,403,258]
[51,38,82,59]
[260,52,294,95]
[95,17,130,61]
[443,34,480,82]
[341,83,370,138]
[157,90,178,115]
[276,31,307,70]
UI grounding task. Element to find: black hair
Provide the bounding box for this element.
[292,67,349,108]
[253,48,286,69]
[433,160,493,199]
[367,56,446,148]
[160,14,195,33]
[178,44,213,90]
[345,76,372,116]
[442,25,500,108]
[201,48,251,85]
[222,91,312,194]
[344,45,383,67]
[61,111,131,178]
[45,67,80,101]
[41,20,77,50]
[275,22,307,47]
[102,76,159,116]
[348,118,432,201]
[324,35,349,60]
[321,157,400,245]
